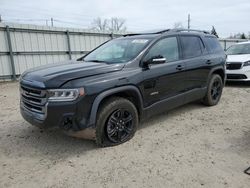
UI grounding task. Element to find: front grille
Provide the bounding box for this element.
[20,85,48,115]
[227,74,247,80]
[226,62,243,70]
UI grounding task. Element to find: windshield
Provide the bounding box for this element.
[226,43,250,55]
[83,38,151,64]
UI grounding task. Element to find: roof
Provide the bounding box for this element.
[123,29,211,38]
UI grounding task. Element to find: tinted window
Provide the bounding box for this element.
[204,37,223,53]
[180,36,203,58]
[144,37,179,63]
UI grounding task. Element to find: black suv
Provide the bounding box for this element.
[20,29,226,146]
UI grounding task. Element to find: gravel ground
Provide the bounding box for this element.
[0,81,250,188]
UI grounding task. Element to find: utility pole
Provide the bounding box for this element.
[0,15,2,22]
[188,14,190,29]
[51,18,54,27]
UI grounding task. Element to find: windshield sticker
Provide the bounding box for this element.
[131,39,148,44]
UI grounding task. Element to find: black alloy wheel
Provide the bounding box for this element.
[96,97,138,147]
[211,79,222,101]
[106,109,133,143]
[203,74,223,106]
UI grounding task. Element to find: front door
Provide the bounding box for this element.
[141,36,187,107]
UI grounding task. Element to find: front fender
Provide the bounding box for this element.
[87,85,144,128]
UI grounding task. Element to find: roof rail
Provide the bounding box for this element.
[123,28,210,37]
[123,29,171,37]
[171,29,210,34]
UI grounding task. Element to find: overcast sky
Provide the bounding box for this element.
[0,0,250,37]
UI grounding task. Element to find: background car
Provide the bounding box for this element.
[226,41,250,82]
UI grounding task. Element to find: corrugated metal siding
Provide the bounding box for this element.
[0,23,125,80]
[219,39,247,50]
[0,22,248,81]
[0,55,11,76]
[0,27,10,77]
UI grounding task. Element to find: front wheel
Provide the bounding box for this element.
[95,97,138,147]
[203,74,223,106]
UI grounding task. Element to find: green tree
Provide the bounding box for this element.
[211,26,219,38]
[241,33,246,39]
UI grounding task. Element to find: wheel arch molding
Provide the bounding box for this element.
[88,85,144,127]
[208,66,226,84]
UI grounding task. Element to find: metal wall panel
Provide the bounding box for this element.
[0,31,8,52]
[219,39,247,51]
[0,55,12,76]
[0,23,123,80]
[0,22,248,81]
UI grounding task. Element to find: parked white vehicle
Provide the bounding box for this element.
[226,41,250,81]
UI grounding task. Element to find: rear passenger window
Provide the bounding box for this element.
[180,36,203,58]
[204,37,223,53]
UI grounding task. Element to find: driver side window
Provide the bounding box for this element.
[144,37,179,63]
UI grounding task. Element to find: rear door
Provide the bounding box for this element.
[179,35,211,90]
[141,36,186,107]
[203,36,226,73]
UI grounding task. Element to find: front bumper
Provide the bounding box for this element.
[19,78,96,134]
[20,100,78,130]
[226,66,250,81]
[21,100,96,140]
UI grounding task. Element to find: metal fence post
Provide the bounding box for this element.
[110,32,114,39]
[66,30,72,60]
[6,26,16,80]
[224,40,227,51]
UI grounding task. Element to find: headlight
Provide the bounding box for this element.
[244,61,250,66]
[48,88,84,102]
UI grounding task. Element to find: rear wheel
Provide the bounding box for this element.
[203,74,223,106]
[96,97,138,147]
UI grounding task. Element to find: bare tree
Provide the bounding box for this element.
[91,17,109,31]
[173,22,184,29]
[108,17,126,32]
[91,17,126,32]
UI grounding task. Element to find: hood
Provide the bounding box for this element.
[21,60,124,88]
[227,54,250,63]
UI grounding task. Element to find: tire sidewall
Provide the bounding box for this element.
[96,98,138,147]
[206,74,223,106]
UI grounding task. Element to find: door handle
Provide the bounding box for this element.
[176,65,184,70]
[206,60,212,65]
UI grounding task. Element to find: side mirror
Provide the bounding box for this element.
[144,55,166,66]
[151,57,166,64]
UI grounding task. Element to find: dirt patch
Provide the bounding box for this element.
[0,82,250,188]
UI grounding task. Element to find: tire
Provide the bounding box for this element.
[203,74,223,106]
[95,97,138,147]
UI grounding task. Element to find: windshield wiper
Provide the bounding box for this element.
[84,60,109,63]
